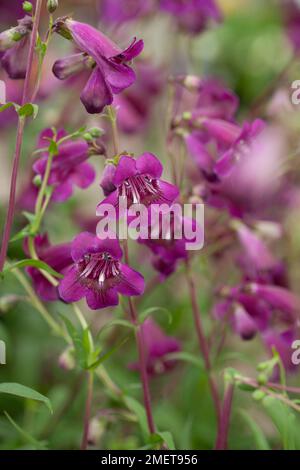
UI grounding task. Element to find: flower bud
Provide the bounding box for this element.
[0,16,33,52]
[33,175,42,187]
[58,347,75,371]
[47,0,59,13]
[23,1,33,12]
[88,127,105,138]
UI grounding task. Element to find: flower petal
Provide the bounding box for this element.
[157,180,180,204]
[86,288,119,309]
[101,57,136,94]
[117,264,145,296]
[51,181,74,202]
[71,232,122,262]
[58,266,87,303]
[113,155,137,185]
[113,38,144,61]
[80,67,113,114]
[71,162,96,189]
[136,152,163,178]
[66,19,121,60]
[52,52,91,80]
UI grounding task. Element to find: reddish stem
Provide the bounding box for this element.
[0,0,43,271]
[128,298,156,435]
[215,383,235,450]
[185,264,222,425]
[80,371,94,450]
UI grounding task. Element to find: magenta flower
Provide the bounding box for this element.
[52,18,144,113]
[139,215,198,278]
[33,128,95,202]
[160,0,221,35]
[24,234,73,302]
[98,0,155,25]
[97,153,179,214]
[58,232,145,309]
[129,318,181,375]
[0,16,33,79]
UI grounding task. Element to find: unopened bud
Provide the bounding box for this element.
[88,127,105,138]
[0,16,33,52]
[47,0,58,13]
[58,347,75,371]
[23,1,33,12]
[33,175,42,187]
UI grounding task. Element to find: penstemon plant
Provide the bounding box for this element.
[0,0,300,454]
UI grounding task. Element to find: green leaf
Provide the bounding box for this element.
[18,103,39,119]
[4,412,48,449]
[59,315,87,369]
[88,336,130,370]
[48,140,59,155]
[3,259,63,279]
[139,306,172,325]
[0,102,19,113]
[0,383,52,413]
[239,410,270,450]
[155,431,176,450]
[262,396,299,450]
[124,396,148,436]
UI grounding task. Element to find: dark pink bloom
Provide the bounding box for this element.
[129,318,181,375]
[263,329,298,372]
[100,163,116,196]
[58,232,145,309]
[139,215,199,278]
[96,153,179,214]
[53,18,143,113]
[0,16,33,79]
[98,0,155,25]
[33,128,95,202]
[24,234,72,301]
[160,0,221,35]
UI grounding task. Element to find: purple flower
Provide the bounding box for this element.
[33,128,96,202]
[139,215,198,278]
[263,329,298,373]
[53,18,144,114]
[160,0,222,35]
[129,318,181,375]
[0,16,33,79]
[98,0,155,25]
[100,164,116,196]
[24,234,73,301]
[96,153,179,214]
[58,232,145,309]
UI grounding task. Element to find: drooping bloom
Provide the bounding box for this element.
[58,232,145,309]
[139,213,201,278]
[24,234,73,301]
[52,18,144,113]
[0,16,33,79]
[96,153,179,215]
[159,0,222,35]
[98,0,155,25]
[33,128,96,202]
[129,318,181,375]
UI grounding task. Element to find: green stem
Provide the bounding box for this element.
[80,371,94,450]
[107,105,119,155]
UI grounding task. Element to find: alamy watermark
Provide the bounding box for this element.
[96,198,205,251]
[291,339,300,366]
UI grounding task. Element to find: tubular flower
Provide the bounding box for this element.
[52,18,144,113]
[33,128,96,202]
[0,16,33,79]
[24,234,73,301]
[96,153,179,215]
[58,232,145,309]
[129,318,181,375]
